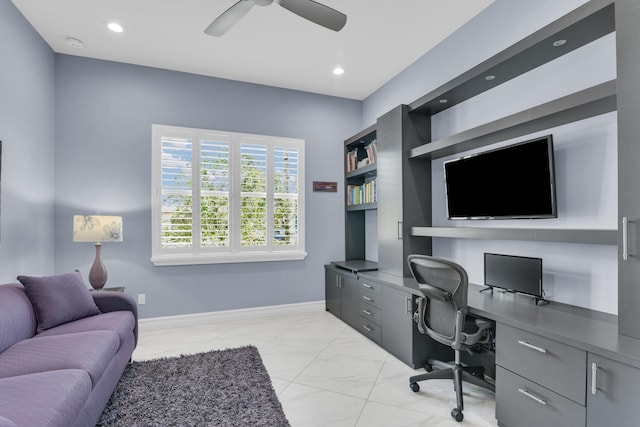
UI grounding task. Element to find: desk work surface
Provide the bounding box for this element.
[359,270,640,369]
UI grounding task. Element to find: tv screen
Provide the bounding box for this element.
[444,135,557,219]
[484,253,543,298]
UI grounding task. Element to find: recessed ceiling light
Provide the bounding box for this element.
[485,75,496,81]
[439,99,448,104]
[553,39,567,47]
[107,22,124,33]
[65,37,84,49]
[333,67,344,76]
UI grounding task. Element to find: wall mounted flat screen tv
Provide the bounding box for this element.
[444,135,557,219]
[484,253,543,300]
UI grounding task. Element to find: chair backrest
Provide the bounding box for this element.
[407,255,469,345]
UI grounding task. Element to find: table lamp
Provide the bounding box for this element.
[73,215,123,290]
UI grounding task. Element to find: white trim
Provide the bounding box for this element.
[151,250,307,266]
[138,300,325,332]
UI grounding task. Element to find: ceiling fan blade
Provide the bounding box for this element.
[204,0,255,37]
[278,0,347,32]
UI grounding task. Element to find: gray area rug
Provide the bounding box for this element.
[97,346,290,426]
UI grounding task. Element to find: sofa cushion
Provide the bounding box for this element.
[0,369,91,427]
[0,330,119,386]
[37,310,135,348]
[17,271,100,333]
[0,284,37,353]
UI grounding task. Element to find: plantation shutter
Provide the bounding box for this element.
[160,136,193,248]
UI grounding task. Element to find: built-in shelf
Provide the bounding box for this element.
[346,202,377,212]
[331,260,379,273]
[411,226,617,246]
[346,162,376,179]
[409,0,614,115]
[410,80,616,160]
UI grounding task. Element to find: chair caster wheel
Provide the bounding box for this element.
[451,408,464,422]
[410,382,420,392]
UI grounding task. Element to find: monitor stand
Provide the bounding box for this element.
[478,285,549,305]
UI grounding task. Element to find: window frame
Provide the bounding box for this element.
[151,124,306,266]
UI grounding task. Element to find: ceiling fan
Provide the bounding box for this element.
[204,0,347,37]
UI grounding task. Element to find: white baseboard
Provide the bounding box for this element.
[138,300,326,332]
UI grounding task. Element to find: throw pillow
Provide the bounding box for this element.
[17,271,100,333]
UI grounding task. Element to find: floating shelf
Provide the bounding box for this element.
[411,226,617,246]
[410,80,616,160]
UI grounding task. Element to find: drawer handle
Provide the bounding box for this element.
[623,217,629,261]
[362,324,373,332]
[362,283,373,289]
[517,340,547,354]
[362,309,373,316]
[362,296,373,302]
[518,388,547,406]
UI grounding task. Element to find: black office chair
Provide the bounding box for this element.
[407,254,495,422]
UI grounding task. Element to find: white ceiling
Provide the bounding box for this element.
[12,0,493,100]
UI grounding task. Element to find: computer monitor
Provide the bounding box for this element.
[484,253,544,303]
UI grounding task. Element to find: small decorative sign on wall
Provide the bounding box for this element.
[313,181,338,192]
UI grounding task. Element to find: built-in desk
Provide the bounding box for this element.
[357,270,640,427]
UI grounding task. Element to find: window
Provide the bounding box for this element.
[152,125,306,265]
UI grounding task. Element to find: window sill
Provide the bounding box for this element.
[151,250,308,266]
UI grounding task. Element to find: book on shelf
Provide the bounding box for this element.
[346,140,377,173]
[347,179,377,206]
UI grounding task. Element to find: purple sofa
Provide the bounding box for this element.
[0,280,138,427]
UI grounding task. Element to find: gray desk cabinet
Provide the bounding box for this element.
[617,0,640,340]
[587,353,640,427]
[376,105,431,278]
[380,284,417,366]
[324,265,358,329]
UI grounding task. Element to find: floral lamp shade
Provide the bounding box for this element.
[72,215,123,290]
[73,215,123,243]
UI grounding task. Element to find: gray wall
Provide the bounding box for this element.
[0,0,56,281]
[362,0,619,314]
[53,55,361,318]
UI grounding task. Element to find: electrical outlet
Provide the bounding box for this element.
[137,293,146,305]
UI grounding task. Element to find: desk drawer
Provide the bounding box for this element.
[496,366,585,427]
[359,301,382,326]
[496,323,586,405]
[358,316,381,344]
[359,281,382,308]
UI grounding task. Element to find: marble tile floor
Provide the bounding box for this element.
[133,310,497,427]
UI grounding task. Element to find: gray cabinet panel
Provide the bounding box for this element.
[380,284,414,364]
[340,272,359,329]
[376,107,404,277]
[377,105,432,277]
[325,265,340,316]
[324,265,358,329]
[617,0,640,339]
[587,353,640,427]
[496,323,587,405]
[380,283,452,368]
[496,366,585,427]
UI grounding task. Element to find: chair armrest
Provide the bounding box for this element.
[418,283,452,302]
[462,318,494,347]
[92,291,138,346]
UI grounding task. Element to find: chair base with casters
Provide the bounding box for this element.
[406,254,496,423]
[409,350,495,422]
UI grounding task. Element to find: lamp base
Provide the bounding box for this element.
[88,243,108,290]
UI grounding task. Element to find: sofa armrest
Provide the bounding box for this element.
[92,291,139,346]
[0,416,17,427]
